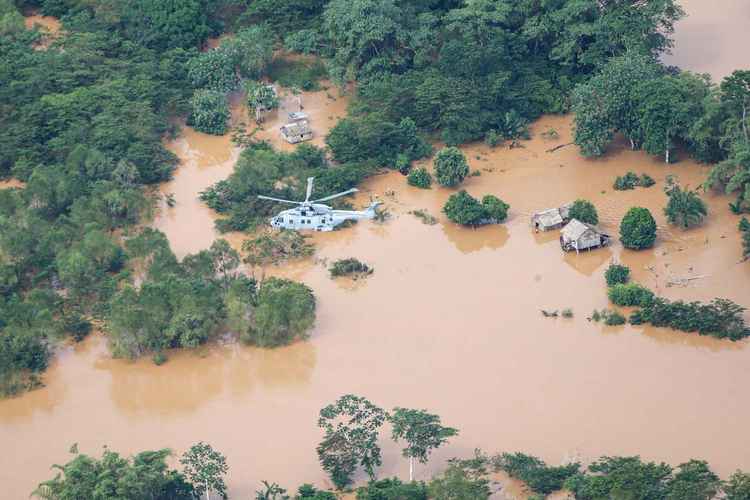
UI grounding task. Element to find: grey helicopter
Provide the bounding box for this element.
[258,177,381,232]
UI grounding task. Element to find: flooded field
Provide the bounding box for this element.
[2,8,750,499]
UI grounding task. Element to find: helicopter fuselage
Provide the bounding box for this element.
[269,203,377,232]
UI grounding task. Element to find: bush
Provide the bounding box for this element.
[407,167,432,189]
[493,452,580,495]
[604,264,630,286]
[434,147,469,187]
[664,184,707,229]
[620,207,657,250]
[640,173,656,187]
[568,199,599,225]
[297,483,337,500]
[267,58,328,91]
[614,171,640,190]
[481,195,510,222]
[608,283,655,307]
[356,478,428,500]
[443,192,510,226]
[241,277,316,347]
[329,258,373,278]
[604,311,627,326]
[188,90,230,135]
[484,129,501,148]
[242,230,314,267]
[741,218,750,259]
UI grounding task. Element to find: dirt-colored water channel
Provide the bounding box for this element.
[3,8,750,499]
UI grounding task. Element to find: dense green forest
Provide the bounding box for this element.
[1,0,748,397]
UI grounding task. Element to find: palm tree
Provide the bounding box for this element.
[664,184,707,229]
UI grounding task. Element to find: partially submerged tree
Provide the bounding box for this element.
[389,408,458,481]
[317,395,387,489]
[620,207,657,250]
[434,147,469,187]
[664,184,707,229]
[568,199,599,225]
[180,442,228,500]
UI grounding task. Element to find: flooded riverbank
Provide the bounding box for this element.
[2,106,750,498]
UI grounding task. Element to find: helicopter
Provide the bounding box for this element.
[258,177,381,232]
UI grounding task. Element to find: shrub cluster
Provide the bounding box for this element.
[664,184,707,229]
[632,297,749,340]
[329,258,373,278]
[608,283,655,307]
[604,264,630,286]
[443,191,509,226]
[741,218,750,259]
[407,167,432,189]
[493,452,580,495]
[592,309,626,326]
[614,172,655,190]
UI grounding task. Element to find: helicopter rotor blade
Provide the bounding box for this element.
[257,195,302,205]
[305,177,314,203]
[312,188,359,203]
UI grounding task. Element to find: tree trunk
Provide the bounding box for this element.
[205,480,210,500]
[409,456,414,482]
[665,135,670,164]
[630,137,635,150]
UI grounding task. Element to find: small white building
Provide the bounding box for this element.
[280,112,313,144]
[531,203,572,231]
[560,219,610,252]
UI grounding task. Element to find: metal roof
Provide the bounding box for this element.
[561,219,595,240]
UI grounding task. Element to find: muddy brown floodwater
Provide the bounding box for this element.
[663,0,750,81]
[3,29,750,500]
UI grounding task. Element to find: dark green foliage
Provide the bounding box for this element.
[189,90,230,135]
[187,47,240,93]
[740,218,750,259]
[389,408,458,466]
[638,297,749,340]
[356,478,428,500]
[297,483,337,500]
[317,395,387,489]
[725,471,750,500]
[667,460,721,500]
[620,207,658,250]
[614,172,641,191]
[434,147,468,188]
[568,199,599,225]
[329,258,372,278]
[605,264,630,286]
[267,58,328,91]
[108,235,242,358]
[664,184,708,229]
[443,191,509,227]
[591,309,626,326]
[608,283,655,307]
[428,460,491,500]
[242,277,316,347]
[407,167,432,189]
[640,173,656,187]
[326,115,431,168]
[180,442,228,500]
[34,448,193,500]
[493,452,580,495]
[564,456,673,500]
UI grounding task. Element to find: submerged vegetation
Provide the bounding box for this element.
[614,171,656,190]
[242,229,314,267]
[443,191,509,227]
[329,258,372,279]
